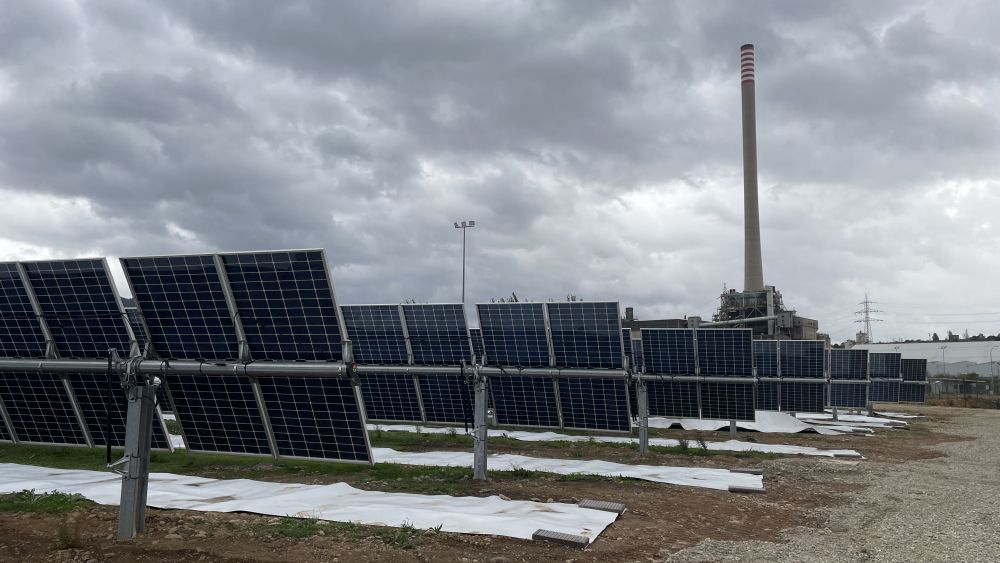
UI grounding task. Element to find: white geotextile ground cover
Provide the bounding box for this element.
[795,413,908,428]
[368,424,861,458]
[646,411,874,436]
[0,463,617,543]
[370,448,765,491]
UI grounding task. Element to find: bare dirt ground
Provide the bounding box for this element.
[0,406,983,563]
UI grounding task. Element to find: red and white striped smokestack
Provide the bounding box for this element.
[740,44,764,292]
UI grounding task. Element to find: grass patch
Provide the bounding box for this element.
[0,490,93,514]
[257,517,427,549]
[163,418,182,436]
[56,517,83,549]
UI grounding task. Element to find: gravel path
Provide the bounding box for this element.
[666,406,1000,562]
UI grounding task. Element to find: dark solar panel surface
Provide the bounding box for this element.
[340,305,408,365]
[779,341,825,379]
[780,381,825,413]
[123,255,238,361]
[125,308,148,351]
[641,329,696,375]
[402,304,471,366]
[621,329,631,368]
[869,353,902,379]
[417,373,473,424]
[490,375,559,427]
[830,349,868,380]
[222,251,342,361]
[469,328,485,363]
[756,380,779,410]
[558,377,630,431]
[753,341,778,377]
[697,329,753,377]
[257,376,370,461]
[0,263,46,358]
[644,379,699,418]
[829,382,868,408]
[701,381,755,420]
[900,359,928,382]
[24,260,130,359]
[899,383,926,403]
[359,372,422,422]
[546,302,622,369]
[165,373,271,454]
[631,337,643,372]
[869,380,900,402]
[67,373,170,449]
[0,371,86,445]
[477,303,549,367]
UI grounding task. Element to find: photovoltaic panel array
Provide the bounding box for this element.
[701,382,755,420]
[756,380,779,410]
[221,251,342,361]
[642,329,696,375]
[477,303,549,368]
[165,373,271,455]
[417,373,473,424]
[558,377,630,432]
[780,381,825,413]
[621,329,632,368]
[899,383,926,403]
[900,359,928,382]
[125,308,148,352]
[0,371,87,445]
[122,255,239,361]
[869,352,902,379]
[0,263,47,358]
[547,302,623,369]
[631,336,643,372]
[829,349,868,380]
[402,304,471,365]
[489,375,560,428]
[753,341,778,377]
[24,260,131,359]
[469,328,485,363]
[899,358,927,404]
[358,372,423,422]
[869,380,900,403]
[340,305,408,365]
[779,341,825,378]
[829,383,868,409]
[256,376,369,461]
[67,373,170,449]
[697,329,753,377]
[645,379,699,418]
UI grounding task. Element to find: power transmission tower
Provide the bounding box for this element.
[855,293,883,342]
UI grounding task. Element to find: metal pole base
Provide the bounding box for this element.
[114,384,157,540]
[472,368,488,481]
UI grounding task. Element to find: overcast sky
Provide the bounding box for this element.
[1,1,999,342]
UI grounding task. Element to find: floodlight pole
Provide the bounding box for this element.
[454,220,476,305]
[472,362,489,481]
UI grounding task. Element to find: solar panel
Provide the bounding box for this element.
[24,259,131,359]
[125,308,148,352]
[899,383,926,403]
[829,382,868,408]
[0,371,87,445]
[557,377,630,432]
[164,373,271,454]
[869,353,902,379]
[256,376,370,462]
[756,380,779,410]
[490,375,560,427]
[221,250,343,361]
[900,359,928,382]
[631,336,643,372]
[753,341,778,377]
[477,303,549,367]
[402,304,471,366]
[700,382,755,421]
[779,341,825,378]
[358,372,423,422]
[621,329,632,368]
[67,373,170,449]
[417,373,473,424]
[340,305,408,365]
[779,381,825,413]
[0,263,47,358]
[870,380,900,403]
[546,302,623,369]
[0,402,10,442]
[122,255,239,361]
[830,349,868,380]
[697,329,753,377]
[641,329,696,375]
[469,328,485,363]
[644,378,699,418]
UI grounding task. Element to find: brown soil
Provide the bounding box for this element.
[0,409,956,562]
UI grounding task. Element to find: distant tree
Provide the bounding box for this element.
[932,332,940,341]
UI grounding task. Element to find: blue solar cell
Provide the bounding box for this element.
[641,329,696,375]
[340,305,408,365]
[780,381,825,413]
[899,382,926,403]
[0,263,47,358]
[869,353,902,379]
[779,341,825,378]
[222,250,343,361]
[490,375,559,427]
[67,373,170,449]
[417,373,473,424]
[257,376,370,462]
[546,302,623,369]
[165,373,271,454]
[359,372,423,422]
[125,308,148,352]
[24,259,131,359]
[900,359,927,382]
[0,371,87,445]
[477,303,549,367]
[469,328,485,363]
[644,378,699,418]
[123,255,238,361]
[830,349,868,380]
[869,380,900,402]
[558,377,630,431]
[402,304,471,365]
[621,329,632,368]
[700,382,755,421]
[830,382,868,408]
[753,341,778,377]
[697,329,753,377]
[756,380,779,410]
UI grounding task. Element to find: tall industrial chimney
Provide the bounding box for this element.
[740,44,765,292]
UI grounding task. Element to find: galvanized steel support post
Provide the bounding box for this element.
[636,377,649,455]
[472,364,488,481]
[113,383,157,540]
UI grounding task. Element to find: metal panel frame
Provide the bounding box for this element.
[15,263,58,358]
[0,394,16,443]
[213,254,251,362]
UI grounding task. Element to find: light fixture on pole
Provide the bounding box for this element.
[453,220,476,304]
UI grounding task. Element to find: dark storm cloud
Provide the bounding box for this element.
[0,0,998,340]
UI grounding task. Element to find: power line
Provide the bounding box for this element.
[855,292,883,341]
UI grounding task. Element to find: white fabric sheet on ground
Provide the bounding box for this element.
[368,424,860,458]
[371,448,764,491]
[873,411,924,419]
[796,413,908,427]
[0,463,616,543]
[647,412,873,436]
